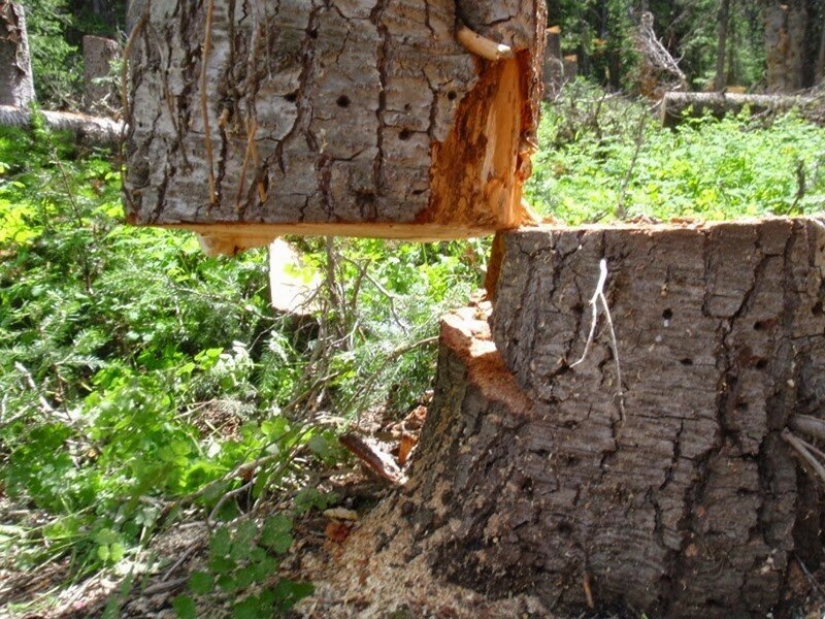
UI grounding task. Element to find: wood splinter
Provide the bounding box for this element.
[456,24,514,61]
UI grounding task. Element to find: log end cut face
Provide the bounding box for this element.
[123,0,547,252]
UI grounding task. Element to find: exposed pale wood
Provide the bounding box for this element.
[0,105,123,148]
[123,0,546,250]
[456,24,513,61]
[171,221,514,255]
[330,218,825,619]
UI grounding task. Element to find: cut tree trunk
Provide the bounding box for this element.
[320,218,825,618]
[660,91,825,128]
[0,2,35,107]
[123,0,546,254]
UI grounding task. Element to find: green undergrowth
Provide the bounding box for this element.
[0,121,483,615]
[3,86,825,615]
[526,80,825,223]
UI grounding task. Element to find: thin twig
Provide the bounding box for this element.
[14,362,57,416]
[207,480,255,527]
[386,335,439,361]
[235,116,259,210]
[341,255,408,334]
[796,556,825,598]
[161,533,206,582]
[782,428,825,486]
[570,259,626,420]
[790,414,825,443]
[571,259,608,368]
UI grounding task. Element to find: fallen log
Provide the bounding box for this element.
[312,217,825,618]
[0,105,123,149]
[660,91,825,127]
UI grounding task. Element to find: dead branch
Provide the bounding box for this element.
[789,414,825,442]
[782,428,825,487]
[456,24,514,61]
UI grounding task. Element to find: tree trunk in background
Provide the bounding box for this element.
[816,8,825,84]
[0,2,35,107]
[765,0,809,91]
[713,0,731,91]
[542,26,563,100]
[82,35,120,115]
[326,219,825,618]
[123,0,546,253]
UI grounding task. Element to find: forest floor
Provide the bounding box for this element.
[0,473,554,619]
[0,395,556,619]
[4,424,825,619]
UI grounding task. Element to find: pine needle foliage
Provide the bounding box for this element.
[0,121,483,610]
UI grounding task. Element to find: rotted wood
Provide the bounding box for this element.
[124,0,547,254]
[335,218,825,618]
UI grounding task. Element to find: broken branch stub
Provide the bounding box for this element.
[123,0,547,254]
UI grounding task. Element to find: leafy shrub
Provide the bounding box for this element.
[0,121,483,594]
[173,515,313,619]
[527,79,825,223]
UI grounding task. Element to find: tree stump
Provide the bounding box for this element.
[123,0,547,253]
[339,218,825,618]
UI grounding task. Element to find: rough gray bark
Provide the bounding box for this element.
[0,2,35,107]
[82,35,121,115]
[343,218,825,619]
[660,91,824,128]
[123,0,546,252]
[0,105,123,148]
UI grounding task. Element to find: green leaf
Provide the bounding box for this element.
[270,580,314,611]
[259,514,292,553]
[208,556,236,575]
[188,570,214,595]
[172,595,197,619]
[109,542,125,562]
[232,595,261,619]
[307,433,332,458]
[234,520,258,546]
[94,528,119,546]
[234,564,258,589]
[217,573,239,592]
[209,526,231,558]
